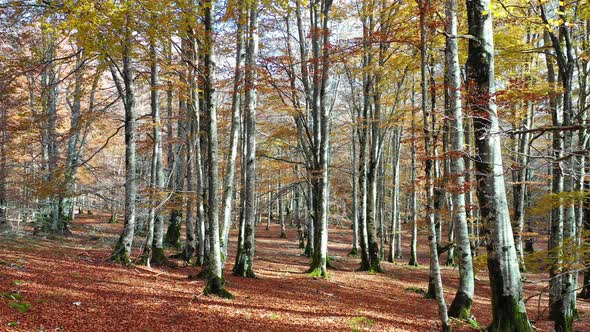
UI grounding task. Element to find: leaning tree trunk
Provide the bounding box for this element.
[220,6,245,263]
[466,1,533,329]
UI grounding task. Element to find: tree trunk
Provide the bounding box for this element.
[542,7,578,329]
[110,14,137,265]
[466,1,533,329]
[279,170,287,239]
[308,0,333,278]
[388,127,402,262]
[0,101,7,225]
[350,129,360,256]
[202,0,232,298]
[221,6,245,263]
[409,78,418,267]
[147,40,168,266]
[233,0,258,279]
[446,0,474,318]
[419,4,449,329]
[59,50,86,226]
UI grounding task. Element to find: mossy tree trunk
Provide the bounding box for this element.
[202,0,232,299]
[466,0,533,329]
[233,0,258,279]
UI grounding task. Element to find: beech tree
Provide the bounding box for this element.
[466,0,533,329]
[234,0,259,278]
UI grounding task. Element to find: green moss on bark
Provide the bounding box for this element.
[448,291,472,319]
[233,258,256,278]
[150,246,170,266]
[204,276,234,299]
[487,254,534,331]
[308,266,329,278]
[308,253,329,278]
[109,240,131,265]
[369,258,383,273]
[348,248,359,257]
[487,299,534,332]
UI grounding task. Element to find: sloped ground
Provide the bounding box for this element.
[0,214,589,331]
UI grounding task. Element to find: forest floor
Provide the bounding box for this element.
[1,214,589,331]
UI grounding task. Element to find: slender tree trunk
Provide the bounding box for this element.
[580,178,590,298]
[194,50,206,266]
[221,6,245,263]
[147,40,168,266]
[544,29,566,327]
[184,33,200,262]
[184,117,196,262]
[350,129,360,256]
[0,102,7,225]
[295,181,305,249]
[542,8,578,328]
[358,102,370,269]
[409,78,418,267]
[464,116,477,255]
[512,101,532,271]
[388,127,402,262]
[446,0,474,317]
[110,15,137,265]
[279,170,287,239]
[266,177,272,231]
[304,181,315,257]
[418,4,449,329]
[165,33,189,248]
[235,120,247,264]
[59,50,86,225]
[233,1,259,279]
